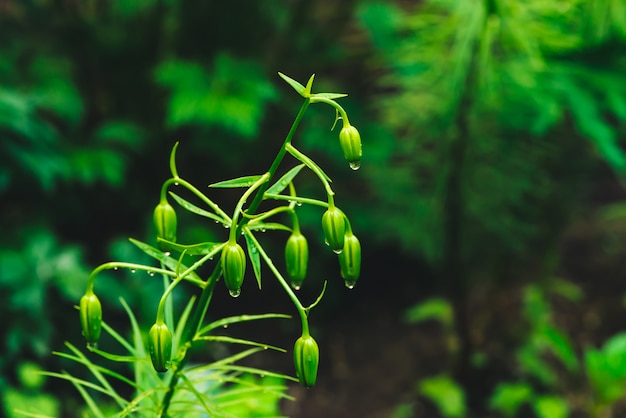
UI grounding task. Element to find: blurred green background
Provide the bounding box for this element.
[2,1,626,417]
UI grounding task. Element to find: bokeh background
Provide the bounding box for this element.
[2,1,626,417]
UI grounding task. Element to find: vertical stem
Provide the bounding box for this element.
[443,5,484,392]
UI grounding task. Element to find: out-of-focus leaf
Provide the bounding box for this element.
[418,374,466,418]
[489,382,533,417]
[155,53,277,138]
[532,395,569,418]
[404,298,453,327]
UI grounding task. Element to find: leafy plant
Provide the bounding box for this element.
[40,73,364,417]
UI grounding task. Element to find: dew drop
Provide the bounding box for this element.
[229,288,241,298]
[223,224,230,229]
[344,280,357,290]
[292,283,301,291]
[296,202,303,207]
[164,252,171,257]
[148,271,155,277]
[333,248,343,254]
[174,182,179,186]
[349,161,361,171]
[113,266,118,271]
[130,269,136,274]
[263,345,269,350]
[223,324,229,329]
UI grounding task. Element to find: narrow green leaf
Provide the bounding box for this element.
[304,74,315,97]
[278,72,306,97]
[209,175,264,188]
[265,164,305,195]
[195,335,286,353]
[169,192,225,224]
[196,313,290,337]
[128,238,204,285]
[246,222,291,233]
[311,92,348,99]
[244,230,262,289]
[156,239,224,256]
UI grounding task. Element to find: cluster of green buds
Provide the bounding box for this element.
[77,73,364,399]
[293,333,319,388]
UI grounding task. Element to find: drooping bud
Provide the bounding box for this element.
[221,242,246,296]
[339,125,362,170]
[80,291,102,346]
[148,322,172,373]
[339,232,361,288]
[285,232,309,289]
[293,334,319,388]
[322,206,346,253]
[154,201,177,250]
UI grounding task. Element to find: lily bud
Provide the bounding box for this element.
[339,232,361,288]
[339,125,362,170]
[285,232,308,289]
[294,334,319,388]
[148,322,172,373]
[322,207,346,253]
[80,291,102,345]
[221,242,246,296]
[154,201,177,250]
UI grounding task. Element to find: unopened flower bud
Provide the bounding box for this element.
[339,125,362,170]
[294,334,319,388]
[154,201,177,250]
[322,206,346,253]
[80,291,102,345]
[148,322,172,373]
[339,232,361,288]
[221,242,246,295]
[285,232,309,289]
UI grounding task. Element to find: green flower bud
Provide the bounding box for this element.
[339,125,362,170]
[322,207,346,253]
[285,232,308,289]
[80,291,102,345]
[148,322,172,373]
[221,242,246,296]
[339,232,361,288]
[154,201,177,250]
[293,334,319,388]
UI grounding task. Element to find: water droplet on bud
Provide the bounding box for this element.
[229,288,241,298]
[333,248,343,254]
[292,283,301,291]
[130,269,136,273]
[164,252,171,257]
[344,280,357,289]
[349,161,361,171]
